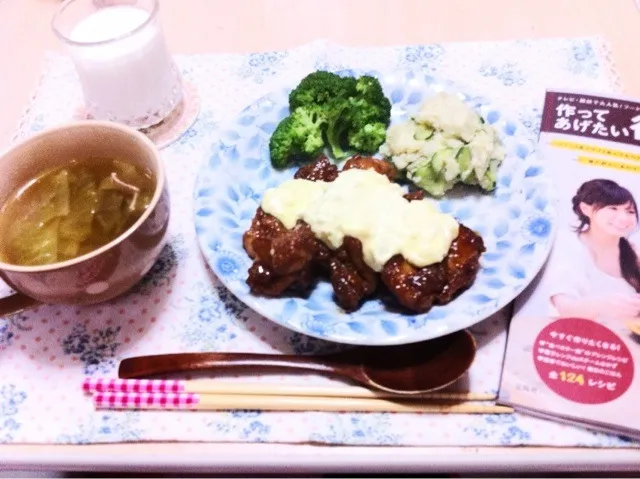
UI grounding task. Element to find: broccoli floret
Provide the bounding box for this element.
[268,106,327,169]
[322,76,393,159]
[340,92,392,155]
[347,122,387,154]
[355,75,383,98]
[290,106,326,152]
[289,71,356,110]
[348,97,388,125]
[270,71,393,167]
[269,116,297,169]
[324,99,352,160]
[355,75,392,119]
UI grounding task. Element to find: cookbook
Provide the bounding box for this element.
[499,89,640,439]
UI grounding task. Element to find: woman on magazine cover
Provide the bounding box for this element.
[549,178,640,321]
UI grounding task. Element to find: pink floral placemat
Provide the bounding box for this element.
[1,38,636,448]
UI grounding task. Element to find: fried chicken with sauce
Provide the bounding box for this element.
[243,156,484,313]
[343,155,398,182]
[381,225,484,312]
[328,236,379,312]
[293,156,338,182]
[243,209,330,296]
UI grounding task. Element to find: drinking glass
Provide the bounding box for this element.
[52,0,183,129]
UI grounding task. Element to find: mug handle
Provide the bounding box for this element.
[0,293,41,316]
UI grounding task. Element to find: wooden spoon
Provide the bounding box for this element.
[118,329,476,395]
[0,293,41,317]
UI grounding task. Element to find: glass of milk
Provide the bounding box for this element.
[52,0,183,129]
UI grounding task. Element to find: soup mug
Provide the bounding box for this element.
[0,121,170,313]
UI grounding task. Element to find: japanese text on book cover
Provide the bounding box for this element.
[499,89,640,439]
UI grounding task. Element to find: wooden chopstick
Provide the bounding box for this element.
[84,378,495,401]
[180,381,496,401]
[92,391,513,414]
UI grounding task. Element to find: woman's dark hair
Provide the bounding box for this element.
[572,178,640,292]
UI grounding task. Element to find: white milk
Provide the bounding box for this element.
[69,5,182,128]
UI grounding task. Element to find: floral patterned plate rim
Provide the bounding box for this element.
[193,69,557,346]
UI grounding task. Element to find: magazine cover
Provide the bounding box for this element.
[499,89,640,439]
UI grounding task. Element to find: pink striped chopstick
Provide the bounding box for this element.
[93,392,199,410]
[83,379,514,413]
[83,377,186,394]
[82,377,496,401]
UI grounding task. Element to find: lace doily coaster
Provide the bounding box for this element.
[73,80,200,149]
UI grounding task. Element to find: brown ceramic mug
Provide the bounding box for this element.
[0,121,170,315]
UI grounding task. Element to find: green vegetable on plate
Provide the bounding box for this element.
[269,71,392,169]
[380,92,506,197]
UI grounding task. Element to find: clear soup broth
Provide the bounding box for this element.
[0,158,155,267]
